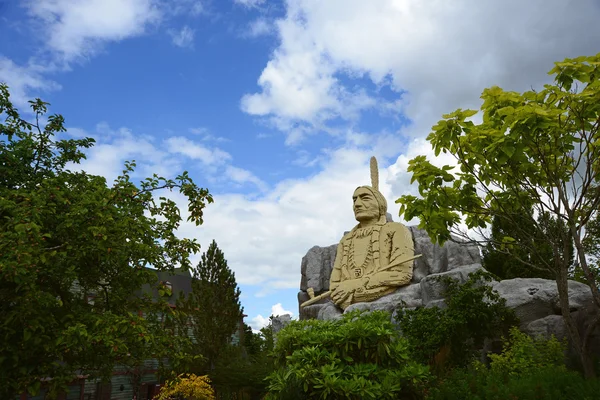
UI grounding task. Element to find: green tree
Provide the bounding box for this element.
[243,323,265,357]
[0,84,213,398]
[482,208,573,280]
[181,240,243,371]
[396,54,600,377]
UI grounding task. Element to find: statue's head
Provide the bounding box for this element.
[352,186,387,223]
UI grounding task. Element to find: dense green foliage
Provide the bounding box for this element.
[180,240,243,372]
[265,310,430,400]
[205,323,274,399]
[429,328,600,399]
[482,210,573,280]
[0,84,213,398]
[430,365,600,400]
[396,270,518,369]
[209,344,273,399]
[487,327,566,375]
[396,53,600,377]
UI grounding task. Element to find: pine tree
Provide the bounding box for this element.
[182,240,243,371]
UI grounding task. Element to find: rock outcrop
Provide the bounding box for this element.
[298,225,599,353]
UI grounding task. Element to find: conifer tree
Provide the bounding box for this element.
[182,240,242,370]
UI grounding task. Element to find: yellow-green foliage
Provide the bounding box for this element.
[156,373,215,400]
[488,326,567,376]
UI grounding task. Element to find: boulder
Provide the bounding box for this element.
[419,264,485,305]
[524,315,568,340]
[491,278,593,327]
[271,314,292,344]
[409,226,481,283]
[300,244,337,293]
[317,302,343,321]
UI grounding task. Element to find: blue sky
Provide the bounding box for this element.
[2,0,600,329]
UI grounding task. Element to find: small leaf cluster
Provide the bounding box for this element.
[265,310,430,399]
[396,270,518,369]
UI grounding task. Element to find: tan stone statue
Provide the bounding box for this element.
[300,157,417,310]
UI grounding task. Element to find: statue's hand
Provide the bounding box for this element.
[365,273,387,290]
[331,279,363,307]
[365,271,410,290]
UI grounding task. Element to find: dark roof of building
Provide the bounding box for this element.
[137,268,194,306]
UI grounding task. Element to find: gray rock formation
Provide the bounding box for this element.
[491,278,593,329]
[270,314,292,344]
[300,244,337,294]
[409,226,481,283]
[297,225,600,352]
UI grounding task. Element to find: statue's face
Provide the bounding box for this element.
[352,187,380,222]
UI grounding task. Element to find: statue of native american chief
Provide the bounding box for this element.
[329,157,415,310]
[300,157,417,311]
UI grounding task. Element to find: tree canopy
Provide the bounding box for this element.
[396,53,600,377]
[0,84,213,398]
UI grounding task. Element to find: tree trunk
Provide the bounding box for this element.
[556,263,596,378]
[569,222,600,377]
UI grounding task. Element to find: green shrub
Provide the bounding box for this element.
[265,310,430,400]
[429,364,600,400]
[488,326,566,376]
[428,327,600,400]
[396,270,518,369]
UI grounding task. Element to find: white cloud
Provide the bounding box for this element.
[25,0,161,62]
[169,25,195,48]
[165,136,232,165]
[74,124,177,183]
[245,17,274,38]
[249,315,269,331]
[68,125,257,192]
[242,0,600,143]
[241,50,340,121]
[173,132,407,291]
[189,127,230,143]
[234,0,266,8]
[225,166,267,191]
[249,302,294,331]
[272,303,293,317]
[189,127,209,135]
[0,57,60,109]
